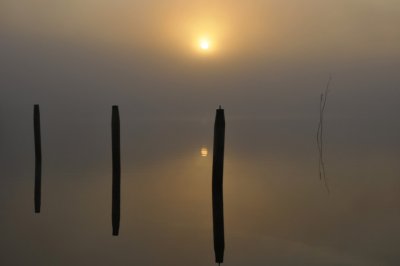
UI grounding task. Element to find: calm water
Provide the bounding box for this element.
[1,101,400,265]
[1,11,400,264]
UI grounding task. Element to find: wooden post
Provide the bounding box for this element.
[33,104,42,213]
[112,106,121,236]
[212,106,225,264]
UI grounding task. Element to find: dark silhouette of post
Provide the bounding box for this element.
[33,104,42,213]
[112,106,121,236]
[212,106,225,264]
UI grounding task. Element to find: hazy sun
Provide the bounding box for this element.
[200,39,210,50]
[192,35,215,55]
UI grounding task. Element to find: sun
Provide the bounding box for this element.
[193,35,215,55]
[199,39,210,50]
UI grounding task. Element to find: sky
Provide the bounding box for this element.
[1,0,400,265]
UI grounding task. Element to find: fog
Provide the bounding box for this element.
[1,1,400,265]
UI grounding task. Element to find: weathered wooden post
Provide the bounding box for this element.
[212,106,225,264]
[112,105,121,236]
[33,104,42,213]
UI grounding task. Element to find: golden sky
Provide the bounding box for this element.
[2,0,400,61]
[1,2,400,265]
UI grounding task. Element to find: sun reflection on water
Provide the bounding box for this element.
[200,147,208,157]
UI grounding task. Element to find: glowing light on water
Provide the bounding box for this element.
[201,147,208,157]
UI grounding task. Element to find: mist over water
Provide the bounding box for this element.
[1,1,400,265]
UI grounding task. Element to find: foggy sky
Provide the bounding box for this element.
[1,1,400,265]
